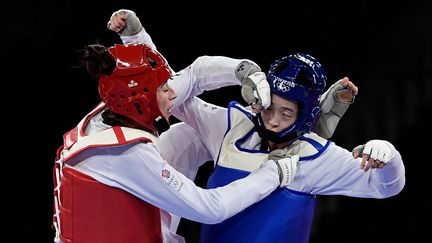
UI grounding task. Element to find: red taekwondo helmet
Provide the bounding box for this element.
[98,44,172,132]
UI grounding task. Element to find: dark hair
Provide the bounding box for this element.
[78,43,116,79]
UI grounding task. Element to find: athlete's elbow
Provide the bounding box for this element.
[390,176,406,197]
[204,209,228,224]
[201,216,225,224]
[377,176,406,198]
[198,203,229,224]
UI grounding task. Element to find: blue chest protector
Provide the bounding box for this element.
[199,102,330,243]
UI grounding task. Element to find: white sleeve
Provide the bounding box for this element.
[172,97,229,161]
[160,122,213,180]
[295,142,405,198]
[71,143,279,224]
[168,55,244,109]
[163,55,247,160]
[372,141,405,194]
[120,28,157,50]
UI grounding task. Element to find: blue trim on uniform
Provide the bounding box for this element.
[228,101,254,119]
[227,102,270,154]
[215,101,241,163]
[299,136,332,161]
[300,136,323,150]
[235,129,270,154]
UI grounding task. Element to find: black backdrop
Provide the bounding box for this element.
[3,1,431,242]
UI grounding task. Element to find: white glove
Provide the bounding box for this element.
[268,148,299,187]
[352,140,393,171]
[316,78,356,139]
[241,72,271,111]
[353,139,393,163]
[107,9,143,36]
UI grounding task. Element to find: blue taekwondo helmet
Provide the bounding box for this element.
[253,53,327,144]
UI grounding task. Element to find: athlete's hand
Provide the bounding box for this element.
[107,9,143,36]
[241,72,271,113]
[352,140,393,171]
[268,147,299,187]
[316,77,358,139]
[333,77,358,103]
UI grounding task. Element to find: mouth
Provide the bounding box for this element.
[265,125,280,133]
[168,106,174,113]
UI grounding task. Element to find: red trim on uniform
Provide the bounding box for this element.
[79,102,106,137]
[113,126,126,144]
[63,128,78,150]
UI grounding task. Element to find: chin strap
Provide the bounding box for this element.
[153,116,170,134]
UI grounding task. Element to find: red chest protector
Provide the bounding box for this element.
[53,103,162,243]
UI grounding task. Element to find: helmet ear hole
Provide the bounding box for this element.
[134,103,144,115]
[146,56,157,68]
[296,69,314,89]
[273,60,288,73]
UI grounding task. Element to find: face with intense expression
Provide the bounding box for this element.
[156,81,177,120]
[261,94,299,133]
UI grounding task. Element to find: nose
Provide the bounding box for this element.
[169,87,177,101]
[267,112,279,128]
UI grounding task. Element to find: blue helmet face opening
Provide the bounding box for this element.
[256,53,327,143]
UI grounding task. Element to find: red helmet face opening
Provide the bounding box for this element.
[98,44,172,131]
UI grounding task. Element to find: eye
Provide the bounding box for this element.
[160,82,169,92]
[281,111,295,119]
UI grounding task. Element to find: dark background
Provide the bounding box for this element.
[4,1,431,242]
